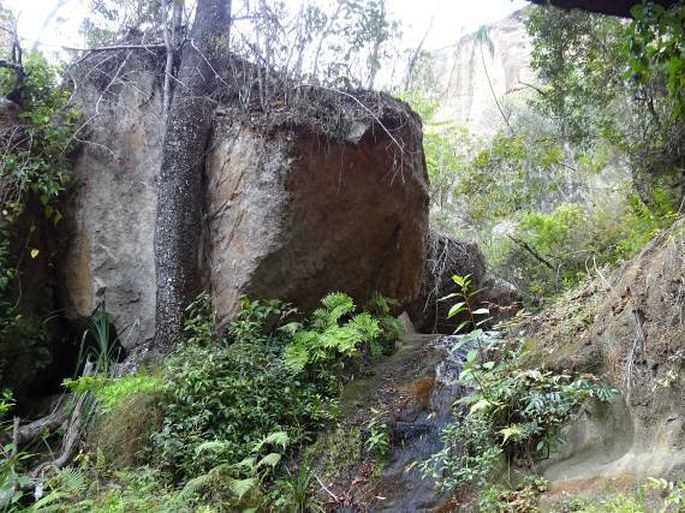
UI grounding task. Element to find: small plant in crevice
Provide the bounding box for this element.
[440,274,491,335]
[77,298,120,376]
[364,409,391,466]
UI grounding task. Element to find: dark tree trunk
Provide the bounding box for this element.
[527,0,678,18]
[154,0,231,349]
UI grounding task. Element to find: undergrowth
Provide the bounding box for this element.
[421,329,616,493]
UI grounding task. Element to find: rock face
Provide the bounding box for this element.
[533,220,685,481]
[408,230,486,334]
[60,54,429,349]
[60,53,162,348]
[430,8,535,135]
[206,108,428,320]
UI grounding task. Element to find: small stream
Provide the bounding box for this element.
[369,331,502,512]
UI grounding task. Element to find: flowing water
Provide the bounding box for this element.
[368,331,503,512]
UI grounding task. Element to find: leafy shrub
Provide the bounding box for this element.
[488,195,675,299]
[152,296,333,482]
[153,291,401,485]
[0,52,79,395]
[422,339,617,491]
[180,431,290,509]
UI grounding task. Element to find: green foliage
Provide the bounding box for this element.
[478,476,548,513]
[490,196,674,298]
[440,274,490,334]
[152,290,400,497]
[0,53,77,222]
[526,7,626,146]
[77,299,120,376]
[422,339,617,491]
[226,296,298,346]
[364,292,402,356]
[31,466,87,512]
[627,2,685,120]
[0,443,32,511]
[63,372,161,414]
[0,389,13,418]
[364,409,390,462]
[282,292,381,383]
[152,296,334,482]
[526,2,683,211]
[0,51,78,395]
[62,466,194,513]
[180,431,290,509]
[271,456,325,513]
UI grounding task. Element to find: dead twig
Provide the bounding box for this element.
[315,474,340,503]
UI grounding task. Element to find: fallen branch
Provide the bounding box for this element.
[315,474,339,503]
[30,361,95,477]
[507,234,555,270]
[12,408,68,447]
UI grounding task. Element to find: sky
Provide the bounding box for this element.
[5,0,528,57]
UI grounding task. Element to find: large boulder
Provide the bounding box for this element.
[59,52,429,349]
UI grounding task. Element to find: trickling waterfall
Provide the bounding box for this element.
[370,331,503,513]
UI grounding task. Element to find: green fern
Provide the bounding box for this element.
[283,293,381,377]
[257,453,281,469]
[180,472,216,500]
[32,466,87,511]
[229,477,257,500]
[195,440,230,456]
[254,431,289,452]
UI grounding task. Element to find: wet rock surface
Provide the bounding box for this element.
[325,331,502,512]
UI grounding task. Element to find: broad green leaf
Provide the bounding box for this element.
[499,425,523,444]
[469,398,493,415]
[446,302,466,319]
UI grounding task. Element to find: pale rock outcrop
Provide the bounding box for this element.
[534,219,685,481]
[430,9,535,136]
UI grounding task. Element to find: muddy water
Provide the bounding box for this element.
[369,331,502,512]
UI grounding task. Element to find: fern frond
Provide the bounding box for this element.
[57,466,86,494]
[257,452,281,469]
[283,343,309,374]
[320,292,355,326]
[234,456,257,472]
[279,321,303,336]
[180,473,215,499]
[259,431,289,450]
[195,440,229,456]
[348,313,381,339]
[229,477,257,500]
